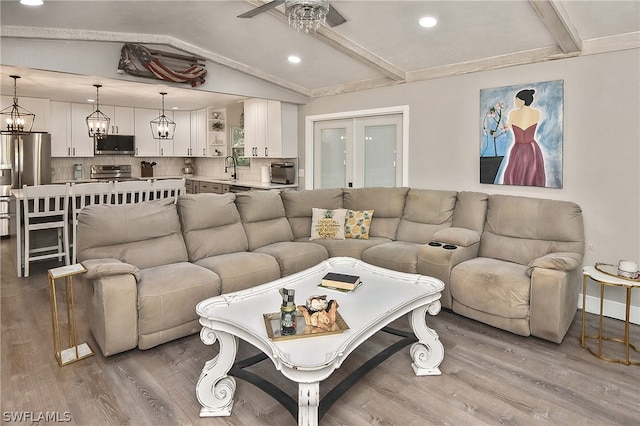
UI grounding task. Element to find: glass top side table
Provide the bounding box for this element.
[48,263,95,366]
[581,264,639,366]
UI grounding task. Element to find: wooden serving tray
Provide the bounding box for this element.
[263,311,349,342]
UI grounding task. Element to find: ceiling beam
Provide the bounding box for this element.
[244,0,407,81]
[0,25,312,98]
[529,0,583,53]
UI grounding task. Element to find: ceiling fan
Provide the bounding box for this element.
[238,0,347,28]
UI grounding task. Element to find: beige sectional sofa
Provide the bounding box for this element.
[77,187,584,356]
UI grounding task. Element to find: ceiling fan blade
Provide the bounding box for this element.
[237,0,285,19]
[326,4,347,27]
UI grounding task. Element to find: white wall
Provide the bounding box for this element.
[298,49,640,322]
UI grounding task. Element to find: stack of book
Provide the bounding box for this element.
[319,272,361,292]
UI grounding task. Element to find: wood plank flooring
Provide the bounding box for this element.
[2,238,639,425]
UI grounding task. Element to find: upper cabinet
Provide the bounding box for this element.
[68,103,95,157]
[101,106,135,135]
[133,108,159,157]
[190,108,207,157]
[171,110,192,157]
[207,107,227,157]
[244,99,297,158]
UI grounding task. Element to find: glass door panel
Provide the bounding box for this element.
[363,124,397,187]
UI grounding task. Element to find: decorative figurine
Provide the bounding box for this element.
[298,295,339,332]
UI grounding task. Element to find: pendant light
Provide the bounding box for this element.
[0,75,35,134]
[150,92,175,140]
[86,84,110,139]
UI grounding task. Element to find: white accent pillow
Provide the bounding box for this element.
[309,208,347,240]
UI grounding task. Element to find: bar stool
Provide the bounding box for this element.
[70,181,114,263]
[151,178,186,203]
[22,183,71,277]
[114,180,152,204]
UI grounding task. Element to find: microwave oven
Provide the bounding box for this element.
[95,135,135,155]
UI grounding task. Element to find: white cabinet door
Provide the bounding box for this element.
[134,108,159,157]
[100,105,135,135]
[244,99,297,158]
[158,139,173,156]
[70,103,95,157]
[50,101,72,157]
[190,108,207,157]
[172,110,191,157]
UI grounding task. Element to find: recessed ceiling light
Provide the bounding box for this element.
[419,16,437,28]
[20,0,44,6]
[171,106,179,110]
[288,55,301,64]
[87,98,95,103]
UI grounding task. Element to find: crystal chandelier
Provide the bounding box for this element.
[0,75,35,134]
[285,0,329,33]
[86,84,110,139]
[150,92,175,140]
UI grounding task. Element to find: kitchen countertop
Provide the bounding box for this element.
[51,175,297,190]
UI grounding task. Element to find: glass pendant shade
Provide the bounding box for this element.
[285,0,329,33]
[0,75,35,134]
[86,84,110,139]
[150,92,175,140]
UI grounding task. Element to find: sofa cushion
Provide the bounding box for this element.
[361,241,422,273]
[77,198,188,269]
[450,257,530,320]
[254,242,329,277]
[451,191,489,234]
[136,262,221,348]
[343,187,409,240]
[396,189,457,243]
[235,191,294,250]
[479,195,584,265]
[281,188,344,239]
[195,252,281,294]
[344,209,374,239]
[310,208,347,240]
[304,236,390,259]
[177,193,249,261]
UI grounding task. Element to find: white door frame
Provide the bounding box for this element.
[304,105,410,190]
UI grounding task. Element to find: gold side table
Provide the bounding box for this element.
[48,263,94,366]
[581,264,639,366]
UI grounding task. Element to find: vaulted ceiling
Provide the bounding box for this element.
[1,0,638,109]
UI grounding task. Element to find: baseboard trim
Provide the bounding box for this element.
[579,294,640,325]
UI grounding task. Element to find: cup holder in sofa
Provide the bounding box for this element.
[428,241,457,250]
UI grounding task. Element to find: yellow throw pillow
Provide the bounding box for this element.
[344,210,374,239]
[310,208,347,240]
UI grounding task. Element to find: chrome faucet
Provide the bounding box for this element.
[224,156,237,180]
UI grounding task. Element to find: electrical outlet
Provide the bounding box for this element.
[298,168,305,178]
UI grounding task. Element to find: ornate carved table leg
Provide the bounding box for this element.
[409,301,444,376]
[298,382,320,426]
[196,326,238,417]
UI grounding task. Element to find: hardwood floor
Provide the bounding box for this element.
[2,238,639,425]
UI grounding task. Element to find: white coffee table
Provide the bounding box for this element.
[195,257,445,426]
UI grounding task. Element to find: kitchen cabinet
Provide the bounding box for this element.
[68,103,96,157]
[134,107,159,157]
[49,101,72,157]
[197,181,229,194]
[172,110,192,157]
[101,105,135,135]
[190,108,207,157]
[0,95,49,132]
[243,99,297,158]
[207,107,227,157]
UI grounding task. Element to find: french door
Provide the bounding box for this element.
[312,114,403,189]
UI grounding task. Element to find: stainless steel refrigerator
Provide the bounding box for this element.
[0,132,51,236]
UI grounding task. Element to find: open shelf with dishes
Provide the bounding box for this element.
[207,107,227,157]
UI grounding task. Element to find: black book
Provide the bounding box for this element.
[321,272,361,290]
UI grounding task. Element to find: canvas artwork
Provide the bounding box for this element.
[480,80,563,188]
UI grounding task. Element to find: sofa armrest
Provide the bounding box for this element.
[82,258,140,281]
[417,241,480,309]
[527,252,582,277]
[432,227,480,248]
[82,259,139,356]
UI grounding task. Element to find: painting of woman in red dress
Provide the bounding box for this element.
[503,89,546,186]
